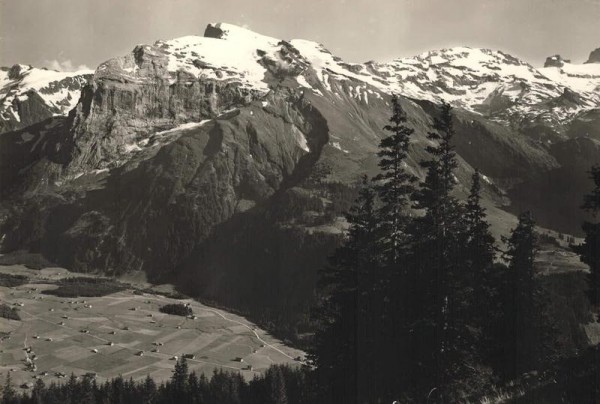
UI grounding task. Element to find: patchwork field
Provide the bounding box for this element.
[0,265,305,389]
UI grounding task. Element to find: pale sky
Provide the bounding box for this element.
[1,0,599,71]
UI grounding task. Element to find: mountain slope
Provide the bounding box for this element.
[0,23,598,336]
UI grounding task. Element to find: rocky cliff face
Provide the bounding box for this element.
[0,24,599,334]
[66,57,257,175]
[1,89,327,272]
[58,23,320,177]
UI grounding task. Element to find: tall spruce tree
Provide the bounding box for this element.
[502,211,540,378]
[573,165,600,307]
[465,169,496,275]
[311,176,379,403]
[465,169,499,370]
[371,94,419,401]
[413,102,460,213]
[408,101,470,399]
[374,94,417,265]
[465,169,496,318]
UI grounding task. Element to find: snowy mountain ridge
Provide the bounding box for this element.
[289,37,600,129]
[99,22,600,131]
[2,23,598,136]
[0,64,92,134]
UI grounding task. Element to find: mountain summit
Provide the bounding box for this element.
[2,23,598,137]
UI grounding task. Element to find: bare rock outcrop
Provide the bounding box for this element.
[544,54,571,68]
[586,48,600,64]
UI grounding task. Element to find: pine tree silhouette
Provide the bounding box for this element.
[311,175,379,403]
[502,211,540,378]
[574,165,600,307]
[374,94,417,265]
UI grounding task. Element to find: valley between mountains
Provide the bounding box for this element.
[1,22,599,345]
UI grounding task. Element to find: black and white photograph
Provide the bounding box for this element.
[1,0,600,402]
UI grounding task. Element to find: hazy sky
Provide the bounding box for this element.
[1,0,599,71]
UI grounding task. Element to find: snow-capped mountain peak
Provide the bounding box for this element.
[0,64,92,133]
[285,41,600,127]
[93,22,289,94]
[2,23,599,136]
[371,47,600,124]
[204,22,281,46]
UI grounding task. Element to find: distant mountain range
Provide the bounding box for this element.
[1,23,599,333]
[0,64,92,133]
[3,23,599,137]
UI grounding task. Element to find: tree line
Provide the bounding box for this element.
[1,359,314,404]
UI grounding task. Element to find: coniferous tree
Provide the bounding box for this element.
[502,211,540,378]
[2,365,319,404]
[2,373,17,404]
[312,96,417,402]
[413,102,460,212]
[141,375,157,404]
[265,366,288,404]
[371,94,419,401]
[79,374,94,404]
[374,94,417,265]
[465,169,496,278]
[465,170,499,362]
[172,357,189,403]
[197,373,210,404]
[311,175,379,403]
[31,379,45,404]
[278,366,315,404]
[573,165,600,307]
[65,374,78,404]
[208,369,242,404]
[186,373,198,404]
[109,375,125,404]
[408,101,470,399]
